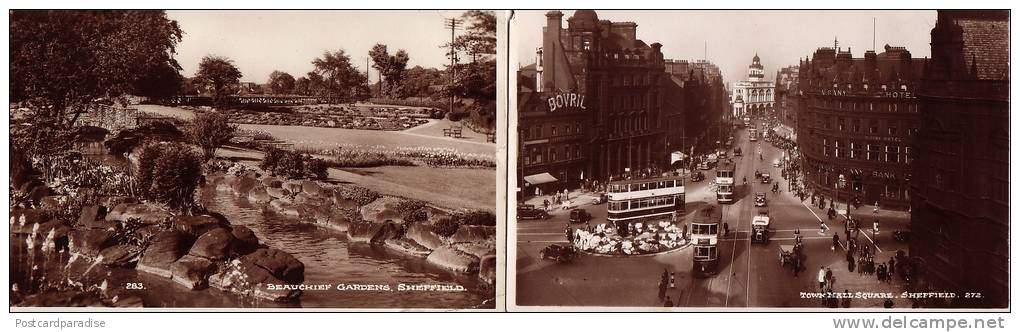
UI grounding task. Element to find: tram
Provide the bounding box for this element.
[715,160,735,204]
[607,174,686,228]
[690,205,722,277]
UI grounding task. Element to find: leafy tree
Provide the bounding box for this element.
[136,142,202,212]
[311,50,371,102]
[369,44,411,98]
[441,11,496,129]
[293,77,312,96]
[10,10,183,127]
[133,62,185,99]
[195,55,242,108]
[267,70,296,94]
[402,66,445,100]
[187,111,238,161]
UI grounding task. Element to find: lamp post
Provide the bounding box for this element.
[837,174,849,220]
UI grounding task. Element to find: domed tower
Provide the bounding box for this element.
[748,53,765,81]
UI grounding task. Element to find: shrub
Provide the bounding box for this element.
[260,146,330,180]
[187,111,238,161]
[304,158,329,180]
[457,210,497,226]
[135,142,202,212]
[333,184,380,206]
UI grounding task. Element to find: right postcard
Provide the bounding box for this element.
[508,9,1009,310]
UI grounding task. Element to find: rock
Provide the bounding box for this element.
[239,248,304,284]
[78,205,110,229]
[209,259,300,302]
[359,196,408,223]
[293,192,326,206]
[261,176,283,188]
[97,244,141,267]
[422,206,452,225]
[98,196,138,209]
[230,225,260,255]
[282,180,303,194]
[68,229,115,259]
[265,187,291,199]
[189,228,234,260]
[269,198,300,217]
[137,230,194,278]
[105,203,171,225]
[248,186,272,204]
[230,176,259,196]
[405,223,445,250]
[449,225,496,243]
[454,243,496,259]
[111,295,145,307]
[171,215,226,237]
[170,255,216,290]
[426,246,480,273]
[39,195,64,210]
[300,180,323,197]
[384,238,432,258]
[346,221,401,244]
[478,254,497,285]
[135,225,161,241]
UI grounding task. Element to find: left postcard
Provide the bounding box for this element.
[8,10,503,311]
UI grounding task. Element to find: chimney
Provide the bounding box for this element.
[542,11,563,92]
[535,47,544,92]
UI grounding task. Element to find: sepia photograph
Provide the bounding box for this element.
[510,9,1009,309]
[9,9,500,310]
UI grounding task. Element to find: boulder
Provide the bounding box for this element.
[359,196,409,223]
[384,238,432,258]
[247,186,272,204]
[189,228,234,260]
[170,255,216,290]
[426,246,480,273]
[68,229,115,259]
[422,206,453,225]
[137,230,194,278]
[230,176,259,197]
[239,248,304,284]
[292,192,326,206]
[78,205,110,229]
[300,180,324,197]
[27,185,53,205]
[282,180,303,194]
[97,244,141,267]
[478,254,497,285]
[346,221,401,244]
[171,215,226,237]
[269,198,300,218]
[261,176,283,188]
[265,187,290,199]
[105,203,171,225]
[454,243,496,260]
[230,225,260,255]
[405,223,445,250]
[208,259,300,302]
[449,225,496,243]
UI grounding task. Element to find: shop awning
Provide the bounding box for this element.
[524,172,558,185]
[773,125,794,138]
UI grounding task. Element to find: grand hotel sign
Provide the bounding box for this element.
[818,89,915,99]
[547,92,587,112]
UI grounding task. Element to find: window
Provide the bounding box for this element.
[905,146,913,164]
[565,145,571,160]
[574,144,581,158]
[522,126,529,140]
[886,146,901,163]
[534,147,543,164]
[867,144,880,161]
[888,127,898,136]
[823,138,830,157]
[551,125,557,136]
[870,125,879,134]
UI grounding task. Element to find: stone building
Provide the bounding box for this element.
[773,65,800,140]
[910,10,1009,308]
[731,54,775,118]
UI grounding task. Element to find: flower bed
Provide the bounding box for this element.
[313,144,495,169]
[572,221,688,256]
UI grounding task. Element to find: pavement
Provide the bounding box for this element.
[515,126,914,308]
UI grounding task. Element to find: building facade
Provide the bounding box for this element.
[731,55,775,118]
[910,10,1009,308]
[663,59,727,157]
[796,45,926,209]
[773,65,800,139]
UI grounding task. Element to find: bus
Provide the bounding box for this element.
[690,205,722,277]
[607,175,686,228]
[715,160,735,204]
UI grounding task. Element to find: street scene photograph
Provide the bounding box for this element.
[9,10,499,309]
[512,9,1008,309]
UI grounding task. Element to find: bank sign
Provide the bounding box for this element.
[547,93,586,112]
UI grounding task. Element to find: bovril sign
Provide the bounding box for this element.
[547,93,586,112]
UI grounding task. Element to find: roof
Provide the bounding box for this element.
[957,17,1009,80]
[690,205,722,225]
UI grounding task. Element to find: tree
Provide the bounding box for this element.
[136,142,202,212]
[369,44,411,98]
[293,77,312,96]
[195,55,242,109]
[133,62,184,100]
[311,50,371,102]
[402,66,444,100]
[442,11,496,129]
[187,111,238,161]
[10,10,183,127]
[267,70,296,95]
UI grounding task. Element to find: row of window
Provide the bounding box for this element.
[608,194,684,211]
[522,143,584,166]
[608,179,683,193]
[521,122,584,140]
[820,140,913,164]
[610,115,650,135]
[811,99,918,114]
[810,113,918,137]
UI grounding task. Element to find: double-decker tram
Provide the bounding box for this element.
[607,175,686,228]
[715,160,735,204]
[690,205,722,277]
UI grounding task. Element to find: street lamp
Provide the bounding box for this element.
[837,174,848,219]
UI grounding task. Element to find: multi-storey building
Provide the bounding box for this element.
[731,55,775,118]
[773,65,800,139]
[664,59,728,155]
[797,45,926,209]
[910,10,1009,308]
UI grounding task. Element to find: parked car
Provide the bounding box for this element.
[754,192,767,207]
[592,192,608,205]
[540,244,577,263]
[569,208,592,224]
[517,204,549,220]
[690,171,705,182]
[699,162,712,170]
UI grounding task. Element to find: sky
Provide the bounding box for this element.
[167,10,469,83]
[513,10,937,85]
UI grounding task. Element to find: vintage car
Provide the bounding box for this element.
[734,147,742,157]
[760,172,772,184]
[754,192,767,207]
[690,171,705,182]
[540,244,577,263]
[772,159,782,168]
[751,209,771,244]
[699,162,712,170]
[592,192,609,205]
[517,204,549,220]
[569,208,592,224]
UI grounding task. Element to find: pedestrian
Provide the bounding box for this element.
[888,256,896,276]
[817,267,826,290]
[663,296,674,307]
[884,298,894,308]
[857,257,865,275]
[827,268,835,289]
[658,280,667,300]
[847,252,856,272]
[565,227,573,243]
[874,201,880,213]
[832,233,840,251]
[543,199,550,211]
[842,289,852,308]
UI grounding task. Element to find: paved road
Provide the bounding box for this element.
[515,125,913,308]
